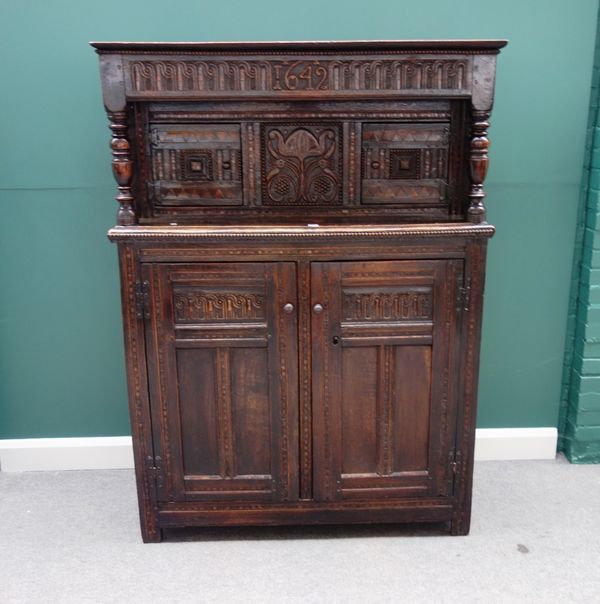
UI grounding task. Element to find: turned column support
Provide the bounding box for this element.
[467,109,491,223]
[108,110,135,226]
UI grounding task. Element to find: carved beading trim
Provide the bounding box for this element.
[159,497,453,513]
[133,104,150,220]
[321,264,333,498]
[298,263,312,499]
[245,123,257,203]
[436,262,455,496]
[109,224,495,241]
[95,44,502,56]
[216,348,235,478]
[453,242,484,532]
[126,58,470,95]
[152,265,173,497]
[276,270,290,501]
[121,246,158,539]
[348,123,357,203]
[377,346,394,475]
[151,110,453,121]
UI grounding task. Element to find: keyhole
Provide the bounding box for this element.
[332,335,340,345]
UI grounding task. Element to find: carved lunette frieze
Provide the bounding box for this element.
[343,290,432,321]
[126,58,470,95]
[173,291,265,322]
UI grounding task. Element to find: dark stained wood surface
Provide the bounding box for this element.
[311,260,460,502]
[93,39,506,541]
[144,262,298,503]
[91,40,507,53]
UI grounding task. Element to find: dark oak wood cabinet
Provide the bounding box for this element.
[92,40,506,541]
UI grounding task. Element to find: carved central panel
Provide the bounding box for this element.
[261,123,342,206]
[343,289,432,321]
[173,290,266,323]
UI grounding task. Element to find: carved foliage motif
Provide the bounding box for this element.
[174,291,265,322]
[129,59,469,94]
[262,124,342,205]
[343,290,432,321]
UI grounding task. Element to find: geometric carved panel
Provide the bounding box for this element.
[389,149,421,179]
[261,123,342,206]
[361,123,449,205]
[149,124,243,206]
[181,151,213,181]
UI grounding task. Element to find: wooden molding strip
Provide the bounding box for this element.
[108,223,496,241]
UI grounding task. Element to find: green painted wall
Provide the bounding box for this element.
[559,5,600,463]
[0,0,597,438]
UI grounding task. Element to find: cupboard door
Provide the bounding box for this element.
[144,262,298,503]
[311,260,461,501]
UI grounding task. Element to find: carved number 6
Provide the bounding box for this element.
[283,61,301,90]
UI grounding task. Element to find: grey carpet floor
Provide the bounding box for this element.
[1,456,599,604]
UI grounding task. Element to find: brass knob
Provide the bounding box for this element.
[283,303,294,314]
[313,303,324,314]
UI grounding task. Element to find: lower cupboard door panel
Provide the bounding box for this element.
[311,260,462,501]
[144,261,299,503]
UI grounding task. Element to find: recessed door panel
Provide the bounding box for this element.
[311,260,461,501]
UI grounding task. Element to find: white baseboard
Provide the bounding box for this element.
[0,436,134,472]
[474,427,558,461]
[0,428,558,472]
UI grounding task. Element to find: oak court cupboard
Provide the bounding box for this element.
[92,39,507,542]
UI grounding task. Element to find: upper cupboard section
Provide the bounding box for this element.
[135,99,468,222]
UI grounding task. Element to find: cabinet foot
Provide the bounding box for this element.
[142,526,163,543]
[449,510,471,536]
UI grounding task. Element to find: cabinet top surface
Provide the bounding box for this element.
[90,39,507,54]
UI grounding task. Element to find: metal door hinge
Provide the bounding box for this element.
[449,450,463,492]
[457,277,471,313]
[146,181,159,200]
[448,450,460,475]
[135,280,151,319]
[146,455,163,490]
[150,128,160,146]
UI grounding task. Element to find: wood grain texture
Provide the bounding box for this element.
[143,263,298,505]
[95,40,504,541]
